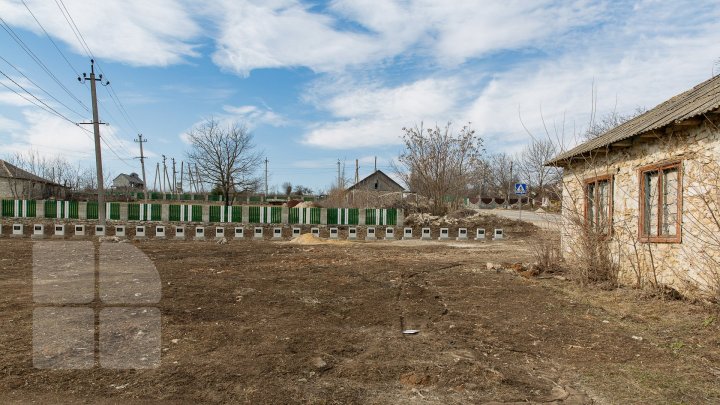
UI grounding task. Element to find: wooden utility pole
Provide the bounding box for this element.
[135,134,147,198]
[337,159,341,190]
[153,162,160,191]
[78,59,108,224]
[264,158,269,198]
[179,161,184,194]
[171,158,177,194]
[195,164,204,193]
[162,155,170,193]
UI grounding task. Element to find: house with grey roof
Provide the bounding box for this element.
[0,159,68,199]
[112,173,144,189]
[546,74,720,297]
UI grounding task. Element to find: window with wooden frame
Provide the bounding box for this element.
[639,161,682,243]
[585,176,613,235]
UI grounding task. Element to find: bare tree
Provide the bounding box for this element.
[293,185,313,196]
[185,118,262,206]
[518,138,561,206]
[395,122,482,215]
[583,107,647,140]
[486,153,517,202]
[282,182,293,197]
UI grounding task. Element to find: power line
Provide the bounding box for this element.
[0,55,86,119]
[20,0,82,78]
[0,16,88,112]
[0,67,90,132]
[53,0,93,59]
[53,0,143,146]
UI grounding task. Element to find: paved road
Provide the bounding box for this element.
[477,208,561,230]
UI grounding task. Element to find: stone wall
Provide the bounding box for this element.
[560,118,720,298]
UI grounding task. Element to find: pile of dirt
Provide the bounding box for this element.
[293,201,318,209]
[403,212,538,234]
[288,233,349,245]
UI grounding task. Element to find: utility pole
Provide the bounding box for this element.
[78,59,109,224]
[195,164,203,193]
[162,155,171,193]
[179,161,184,194]
[153,162,160,191]
[171,158,177,194]
[134,134,147,198]
[508,160,513,210]
[337,159,342,190]
[187,164,195,193]
[374,156,377,172]
[264,158,269,198]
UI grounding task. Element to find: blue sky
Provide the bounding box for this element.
[1,0,719,192]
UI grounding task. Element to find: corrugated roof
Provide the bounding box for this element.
[0,159,59,184]
[347,169,405,192]
[547,74,720,166]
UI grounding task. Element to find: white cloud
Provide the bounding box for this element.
[209,0,392,76]
[301,0,720,153]
[208,0,605,75]
[178,104,286,144]
[222,105,286,128]
[303,77,468,148]
[0,0,200,66]
[464,0,720,152]
[0,108,101,159]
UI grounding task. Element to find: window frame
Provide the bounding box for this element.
[584,175,614,236]
[638,161,682,243]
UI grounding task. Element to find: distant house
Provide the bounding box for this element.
[347,170,405,193]
[113,173,144,189]
[546,74,720,297]
[0,159,68,199]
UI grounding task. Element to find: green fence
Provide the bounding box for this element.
[130,203,139,220]
[209,206,221,222]
[1,200,13,217]
[0,199,401,226]
[109,202,120,220]
[191,205,202,222]
[86,202,98,220]
[386,209,397,225]
[44,200,56,218]
[169,204,181,222]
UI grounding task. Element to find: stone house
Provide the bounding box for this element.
[112,173,144,189]
[547,74,720,297]
[346,170,406,206]
[0,159,68,200]
[347,170,405,193]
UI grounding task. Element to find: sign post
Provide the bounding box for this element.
[514,183,527,220]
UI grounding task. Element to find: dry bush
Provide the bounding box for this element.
[447,208,477,219]
[529,233,562,273]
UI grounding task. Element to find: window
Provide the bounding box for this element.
[585,176,613,234]
[639,162,681,242]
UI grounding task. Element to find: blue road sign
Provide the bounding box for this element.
[514,183,527,195]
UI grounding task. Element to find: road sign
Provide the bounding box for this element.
[514,183,527,195]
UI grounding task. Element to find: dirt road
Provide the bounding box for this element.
[1,236,718,404]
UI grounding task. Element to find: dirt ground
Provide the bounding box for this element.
[1,232,719,404]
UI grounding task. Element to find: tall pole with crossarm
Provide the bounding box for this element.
[78,59,109,224]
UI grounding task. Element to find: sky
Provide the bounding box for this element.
[0,0,719,193]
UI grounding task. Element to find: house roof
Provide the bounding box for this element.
[547,74,720,166]
[347,169,405,192]
[114,173,144,185]
[0,159,61,185]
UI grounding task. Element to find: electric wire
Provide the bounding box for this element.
[0,16,88,112]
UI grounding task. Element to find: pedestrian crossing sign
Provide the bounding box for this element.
[515,183,527,195]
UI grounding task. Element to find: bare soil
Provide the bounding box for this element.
[1,233,719,404]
